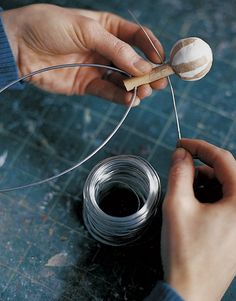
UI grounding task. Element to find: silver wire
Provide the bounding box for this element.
[83,155,161,246]
[167,77,182,140]
[128,10,182,140]
[128,10,163,62]
[0,63,137,192]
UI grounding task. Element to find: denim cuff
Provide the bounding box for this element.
[0,7,24,90]
[144,281,185,301]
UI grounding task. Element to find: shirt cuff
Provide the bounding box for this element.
[144,281,185,301]
[0,7,23,90]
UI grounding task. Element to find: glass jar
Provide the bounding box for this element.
[83,155,161,246]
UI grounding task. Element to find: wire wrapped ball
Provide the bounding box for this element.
[170,37,213,81]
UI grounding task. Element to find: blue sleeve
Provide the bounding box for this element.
[144,281,184,301]
[0,7,23,90]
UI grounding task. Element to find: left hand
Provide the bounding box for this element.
[1,4,167,105]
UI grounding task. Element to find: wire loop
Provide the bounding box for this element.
[0,63,137,192]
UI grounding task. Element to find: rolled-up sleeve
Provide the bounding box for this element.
[144,281,184,301]
[0,7,23,89]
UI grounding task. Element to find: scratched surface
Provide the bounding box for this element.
[0,0,236,300]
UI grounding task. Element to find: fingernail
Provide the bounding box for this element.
[172,148,187,163]
[134,59,152,73]
[132,97,140,107]
[176,139,182,148]
[145,85,152,97]
[159,78,168,89]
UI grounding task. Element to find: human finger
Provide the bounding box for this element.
[165,147,196,204]
[83,20,153,76]
[85,78,140,106]
[104,72,152,99]
[114,17,165,63]
[179,139,236,196]
[102,14,168,90]
[150,78,168,90]
[77,11,165,64]
[195,165,215,180]
[194,165,223,203]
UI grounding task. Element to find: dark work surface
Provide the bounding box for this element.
[0,0,236,300]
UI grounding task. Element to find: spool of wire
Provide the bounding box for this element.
[83,155,161,246]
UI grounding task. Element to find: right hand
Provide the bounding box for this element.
[161,139,236,301]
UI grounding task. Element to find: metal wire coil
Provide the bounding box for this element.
[83,155,161,246]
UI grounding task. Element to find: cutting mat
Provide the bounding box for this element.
[0,0,236,300]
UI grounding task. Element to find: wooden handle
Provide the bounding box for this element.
[123,63,175,91]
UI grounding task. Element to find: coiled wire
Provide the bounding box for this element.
[83,155,161,246]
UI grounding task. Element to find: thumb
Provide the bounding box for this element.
[83,21,153,76]
[166,148,195,201]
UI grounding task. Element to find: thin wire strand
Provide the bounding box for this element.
[128,10,163,63]
[0,64,131,93]
[128,10,182,140]
[0,63,137,192]
[167,77,181,140]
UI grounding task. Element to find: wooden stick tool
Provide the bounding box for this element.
[123,37,213,92]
